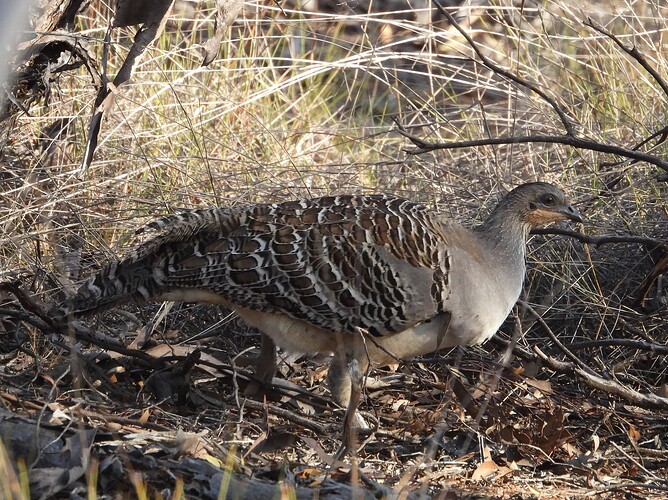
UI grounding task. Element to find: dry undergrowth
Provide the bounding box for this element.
[1,0,667,498]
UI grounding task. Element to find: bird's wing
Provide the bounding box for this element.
[63,196,453,335]
[150,195,452,336]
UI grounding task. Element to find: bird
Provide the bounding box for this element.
[54,182,581,438]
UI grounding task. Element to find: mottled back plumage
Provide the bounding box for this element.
[58,195,454,336]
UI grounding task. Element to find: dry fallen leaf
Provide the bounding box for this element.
[471,459,513,481]
[627,422,641,445]
[524,378,553,394]
[295,467,325,481]
[657,383,668,398]
[592,434,600,453]
[139,408,151,424]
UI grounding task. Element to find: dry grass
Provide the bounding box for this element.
[1,0,668,497]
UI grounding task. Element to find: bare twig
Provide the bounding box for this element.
[585,18,668,101]
[393,122,668,173]
[240,398,333,435]
[81,0,175,172]
[0,308,54,333]
[531,228,668,307]
[530,227,668,250]
[394,4,668,176]
[534,347,668,411]
[431,0,575,134]
[520,301,598,377]
[73,407,171,431]
[0,282,57,327]
[565,338,668,355]
[634,251,668,307]
[597,482,668,494]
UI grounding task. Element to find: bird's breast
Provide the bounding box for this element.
[444,244,525,345]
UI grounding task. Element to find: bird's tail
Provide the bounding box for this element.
[52,207,236,320]
[53,257,160,319]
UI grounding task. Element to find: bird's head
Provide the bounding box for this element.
[506,182,582,228]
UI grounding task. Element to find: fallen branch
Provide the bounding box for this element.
[522,302,668,410]
[534,347,668,410]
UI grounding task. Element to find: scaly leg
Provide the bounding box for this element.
[327,333,371,455]
[340,357,363,454]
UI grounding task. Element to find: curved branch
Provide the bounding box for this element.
[585,18,668,102]
[402,4,668,177]
[432,0,575,134]
[394,124,668,172]
[531,227,668,250]
[565,338,668,355]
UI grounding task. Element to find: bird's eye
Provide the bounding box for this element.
[540,194,556,206]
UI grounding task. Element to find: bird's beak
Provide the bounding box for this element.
[559,205,583,223]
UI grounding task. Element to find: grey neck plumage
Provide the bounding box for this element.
[473,198,531,265]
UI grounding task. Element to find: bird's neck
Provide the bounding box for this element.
[474,207,530,262]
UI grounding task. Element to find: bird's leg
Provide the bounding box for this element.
[327,333,370,453]
[242,333,277,395]
[340,357,363,454]
[254,333,278,383]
